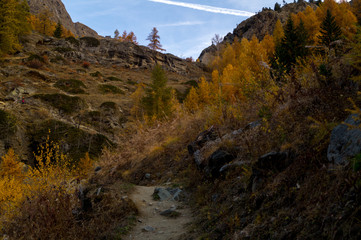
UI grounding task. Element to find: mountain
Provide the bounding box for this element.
[27,0,99,37]
[199,2,315,64]
[0,32,207,164]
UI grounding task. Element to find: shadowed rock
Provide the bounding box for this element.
[328,114,361,165]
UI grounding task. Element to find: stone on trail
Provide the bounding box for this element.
[153,187,184,201]
[160,208,181,218]
[153,188,172,201]
[142,226,155,232]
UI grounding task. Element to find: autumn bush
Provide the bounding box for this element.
[82,61,90,68]
[0,135,104,238]
[98,84,124,94]
[54,79,87,94]
[27,59,43,69]
[0,110,17,140]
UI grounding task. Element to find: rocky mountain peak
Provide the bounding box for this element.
[27,0,98,38]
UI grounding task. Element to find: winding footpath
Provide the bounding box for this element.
[123,186,193,240]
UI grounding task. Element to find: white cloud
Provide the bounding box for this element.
[148,0,255,17]
[158,21,205,27]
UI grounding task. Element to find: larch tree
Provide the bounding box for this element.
[37,9,54,35]
[125,31,138,44]
[117,30,138,44]
[273,19,284,45]
[121,30,127,41]
[0,0,30,56]
[146,27,165,51]
[212,34,223,46]
[141,65,172,119]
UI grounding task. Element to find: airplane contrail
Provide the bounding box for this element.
[148,0,255,17]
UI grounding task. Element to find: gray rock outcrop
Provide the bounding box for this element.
[327,114,361,165]
[36,37,205,75]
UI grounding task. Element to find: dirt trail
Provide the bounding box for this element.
[123,186,193,240]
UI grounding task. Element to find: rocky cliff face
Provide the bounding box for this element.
[26,35,206,75]
[199,2,315,64]
[27,0,98,37]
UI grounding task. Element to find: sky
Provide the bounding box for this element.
[62,0,292,59]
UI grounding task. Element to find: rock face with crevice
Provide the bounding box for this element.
[27,0,98,37]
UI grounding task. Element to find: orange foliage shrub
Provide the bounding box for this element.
[82,61,90,68]
[0,135,93,229]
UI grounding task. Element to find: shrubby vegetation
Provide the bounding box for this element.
[34,93,85,114]
[0,110,17,140]
[55,79,87,94]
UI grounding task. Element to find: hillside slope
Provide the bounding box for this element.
[27,0,98,37]
[0,33,208,164]
[199,2,315,64]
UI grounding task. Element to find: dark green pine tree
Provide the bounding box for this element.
[318,9,342,47]
[142,65,172,119]
[53,22,63,38]
[274,2,281,12]
[271,17,308,74]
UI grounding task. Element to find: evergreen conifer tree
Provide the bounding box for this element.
[272,17,308,74]
[318,9,342,47]
[274,2,281,12]
[53,22,63,38]
[142,65,172,119]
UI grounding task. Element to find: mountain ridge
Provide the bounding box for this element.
[27,0,99,37]
[199,2,316,64]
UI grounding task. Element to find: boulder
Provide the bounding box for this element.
[153,187,184,201]
[219,161,246,174]
[255,151,291,172]
[248,151,293,192]
[5,87,36,101]
[187,125,218,155]
[327,114,361,165]
[153,188,172,201]
[206,149,236,178]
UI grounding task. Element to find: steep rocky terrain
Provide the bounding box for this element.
[0,33,207,165]
[199,2,315,64]
[27,0,99,37]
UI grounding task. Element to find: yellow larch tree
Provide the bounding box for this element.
[273,19,284,46]
[184,87,199,112]
[130,83,146,121]
[293,6,321,44]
